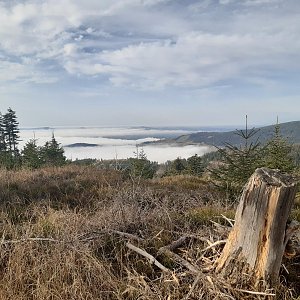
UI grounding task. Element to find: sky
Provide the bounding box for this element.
[0,0,300,127]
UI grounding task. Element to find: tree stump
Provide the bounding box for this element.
[215,167,297,287]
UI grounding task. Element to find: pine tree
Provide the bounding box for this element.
[187,154,203,176]
[40,134,66,166]
[128,146,157,179]
[263,122,294,172]
[210,116,263,198]
[22,139,42,169]
[3,107,20,157]
[0,113,6,152]
[0,112,8,167]
[172,157,187,174]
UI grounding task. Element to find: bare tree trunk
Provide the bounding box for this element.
[215,168,297,287]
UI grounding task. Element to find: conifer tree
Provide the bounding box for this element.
[40,134,66,166]
[128,146,157,179]
[0,113,6,152]
[210,116,263,198]
[22,139,42,169]
[263,122,294,172]
[3,107,20,157]
[187,154,203,176]
[0,112,8,166]
[172,157,187,174]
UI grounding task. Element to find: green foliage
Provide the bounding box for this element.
[40,134,66,166]
[162,155,204,177]
[186,154,203,176]
[127,146,158,179]
[210,119,298,199]
[210,120,264,198]
[22,139,42,169]
[201,150,222,168]
[3,107,20,156]
[290,144,300,168]
[263,123,294,172]
[172,157,186,173]
[0,113,6,152]
[0,108,20,168]
[127,157,158,179]
[163,157,187,176]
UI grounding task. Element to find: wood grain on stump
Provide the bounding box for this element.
[215,167,297,287]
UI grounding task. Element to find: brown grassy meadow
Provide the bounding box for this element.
[0,165,299,300]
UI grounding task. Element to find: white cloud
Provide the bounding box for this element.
[62,28,300,89]
[0,59,57,83]
[0,0,299,90]
[243,0,282,6]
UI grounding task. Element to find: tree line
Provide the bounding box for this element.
[0,108,66,169]
[2,109,298,193]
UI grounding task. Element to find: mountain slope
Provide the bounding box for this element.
[173,121,300,146]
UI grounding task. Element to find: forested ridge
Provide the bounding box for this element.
[173,120,300,146]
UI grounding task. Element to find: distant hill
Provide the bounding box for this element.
[65,143,99,148]
[172,121,300,146]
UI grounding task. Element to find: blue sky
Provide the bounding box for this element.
[0,0,300,127]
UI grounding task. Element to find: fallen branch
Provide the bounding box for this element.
[78,229,143,242]
[235,288,275,297]
[158,246,199,274]
[210,221,231,236]
[164,235,191,251]
[108,230,144,242]
[202,240,227,252]
[1,237,61,245]
[126,242,171,273]
[221,214,234,227]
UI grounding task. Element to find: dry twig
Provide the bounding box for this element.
[158,246,199,274]
[202,240,227,252]
[126,242,171,273]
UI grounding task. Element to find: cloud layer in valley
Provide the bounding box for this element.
[19,126,213,163]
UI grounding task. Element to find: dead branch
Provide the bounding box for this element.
[158,246,199,274]
[78,229,143,242]
[202,240,227,252]
[235,288,275,297]
[221,214,234,227]
[163,235,191,251]
[1,237,61,245]
[126,242,171,273]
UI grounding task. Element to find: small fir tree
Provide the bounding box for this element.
[172,157,187,174]
[210,116,263,198]
[187,154,203,176]
[128,146,157,179]
[40,134,66,166]
[263,122,294,172]
[22,139,42,169]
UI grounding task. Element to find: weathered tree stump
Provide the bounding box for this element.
[215,167,297,287]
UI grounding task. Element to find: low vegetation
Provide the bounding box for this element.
[0,110,299,299]
[0,165,299,299]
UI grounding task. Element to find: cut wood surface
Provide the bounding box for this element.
[215,167,297,287]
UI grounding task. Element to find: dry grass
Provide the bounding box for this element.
[0,166,298,299]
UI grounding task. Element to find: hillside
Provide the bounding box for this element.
[0,165,299,299]
[173,121,300,146]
